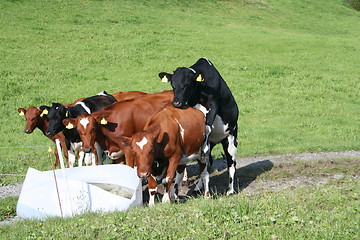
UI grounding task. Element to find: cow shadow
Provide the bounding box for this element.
[141,157,274,205]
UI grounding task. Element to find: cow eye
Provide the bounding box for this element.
[92,127,96,132]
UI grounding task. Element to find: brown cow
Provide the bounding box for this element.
[18,91,146,167]
[118,103,208,206]
[63,90,174,166]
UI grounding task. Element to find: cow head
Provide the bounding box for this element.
[44,103,68,137]
[120,125,161,178]
[18,107,44,134]
[63,113,106,153]
[159,67,201,109]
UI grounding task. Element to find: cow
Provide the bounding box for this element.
[118,103,208,206]
[17,106,69,167]
[159,58,239,196]
[62,90,174,166]
[41,91,117,167]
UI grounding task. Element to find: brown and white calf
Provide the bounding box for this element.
[63,91,174,166]
[119,103,208,206]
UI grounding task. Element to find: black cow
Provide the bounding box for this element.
[40,91,117,167]
[159,58,238,195]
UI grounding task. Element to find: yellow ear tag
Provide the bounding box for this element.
[100,118,108,125]
[19,111,25,116]
[65,111,69,117]
[66,122,74,129]
[196,74,204,82]
[48,146,53,153]
[40,109,48,117]
[161,75,169,83]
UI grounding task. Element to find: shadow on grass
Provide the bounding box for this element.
[141,158,274,205]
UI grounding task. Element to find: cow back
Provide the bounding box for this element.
[145,103,206,156]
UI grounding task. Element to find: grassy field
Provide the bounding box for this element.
[0,0,359,237]
[1,0,359,178]
[1,157,359,239]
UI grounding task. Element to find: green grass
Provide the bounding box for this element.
[1,0,359,169]
[1,158,359,239]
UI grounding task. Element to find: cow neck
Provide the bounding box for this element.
[37,118,48,135]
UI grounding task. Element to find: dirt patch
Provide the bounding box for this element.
[142,150,360,202]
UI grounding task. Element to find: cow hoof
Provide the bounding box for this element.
[226,190,235,196]
[205,191,211,198]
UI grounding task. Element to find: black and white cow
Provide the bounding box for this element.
[159,58,239,195]
[41,91,117,167]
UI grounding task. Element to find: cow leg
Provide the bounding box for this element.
[162,157,179,203]
[148,176,158,207]
[105,154,110,164]
[53,145,60,167]
[87,152,96,166]
[95,142,103,165]
[174,165,186,199]
[123,146,134,167]
[182,167,188,184]
[195,160,210,197]
[221,133,237,196]
[60,139,69,167]
[78,150,85,167]
[201,125,212,163]
[68,150,76,168]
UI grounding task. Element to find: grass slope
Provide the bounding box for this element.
[0,1,359,176]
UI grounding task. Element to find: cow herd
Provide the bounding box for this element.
[18,58,239,205]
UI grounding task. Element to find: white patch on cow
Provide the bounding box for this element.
[227,134,237,160]
[136,136,148,150]
[149,187,158,193]
[68,150,76,168]
[97,91,106,96]
[162,176,170,185]
[70,142,82,152]
[194,104,209,116]
[149,195,155,206]
[208,115,229,144]
[162,192,171,203]
[227,165,236,196]
[188,67,196,74]
[75,101,91,114]
[108,150,124,160]
[174,118,185,141]
[202,125,212,154]
[84,153,96,166]
[78,151,85,167]
[79,117,89,129]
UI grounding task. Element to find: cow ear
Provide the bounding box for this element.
[39,105,50,117]
[195,73,205,82]
[158,72,172,83]
[18,108,26,117]
[63,118,76,129]
[94,114,109,125]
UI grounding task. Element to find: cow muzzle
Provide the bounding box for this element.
[24,129,33,134]
[84,148,92,153]
[172,101,188,109]
[138,172,150,179]
[45,131,54,137]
